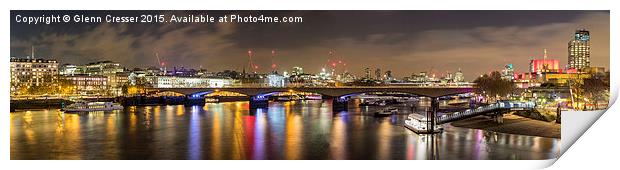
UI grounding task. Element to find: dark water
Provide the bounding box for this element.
[10,100,560,160]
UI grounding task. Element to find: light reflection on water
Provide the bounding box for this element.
[10,100,559,160]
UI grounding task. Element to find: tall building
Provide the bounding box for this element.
[374,68,382,80]
[501,64,515,81]
[10,58,59,95]
[568,29,591,70]
[364,67,371,79]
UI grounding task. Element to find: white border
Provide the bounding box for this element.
[2,0,617,170]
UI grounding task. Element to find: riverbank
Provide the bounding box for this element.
[449,114,560,138]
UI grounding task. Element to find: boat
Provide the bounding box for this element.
[274,95,294,101]
[404,113,443,134]
[374,107,397,117]
[61,101,124,112]
[303,94,322,100]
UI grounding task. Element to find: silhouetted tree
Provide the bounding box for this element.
[473,71,515,102]
[581,76,609,110]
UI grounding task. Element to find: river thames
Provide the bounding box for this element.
[10,100,560,160]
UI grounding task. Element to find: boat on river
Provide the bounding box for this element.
[404,113,443,134]
[61,101,124,112]
[374,107,397,117]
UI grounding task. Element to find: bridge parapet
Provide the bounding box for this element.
[147,86,475,98]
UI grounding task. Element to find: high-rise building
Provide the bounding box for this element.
[374,68,382,80]
[568,29,591,70]
[364,67,371,79]
[502,64,515,81]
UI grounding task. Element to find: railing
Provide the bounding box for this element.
[438,101,535,124]
[150,84,475,89]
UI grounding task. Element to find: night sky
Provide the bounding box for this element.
[10,11,609,81]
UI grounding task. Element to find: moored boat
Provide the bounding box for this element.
[374,107,397,117]
[404,113,443,133]
[61,101,124,112]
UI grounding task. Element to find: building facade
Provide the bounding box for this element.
[62,74,108,95]
[10,58,59,95]
[568,29,591,70]
[148,76,237,88]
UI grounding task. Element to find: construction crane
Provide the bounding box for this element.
[271,49,277,72]
[155,52,167,75]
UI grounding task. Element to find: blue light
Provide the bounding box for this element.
[190,90,214,98]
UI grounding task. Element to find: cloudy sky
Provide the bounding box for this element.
[10,11,609,81]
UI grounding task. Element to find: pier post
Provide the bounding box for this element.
[249,95,269,109]
[332,97,349,112]
[556,106,561,123]
[428,97,439,132]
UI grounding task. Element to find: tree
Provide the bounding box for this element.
[581,76,609,110]
[473,71,515,102]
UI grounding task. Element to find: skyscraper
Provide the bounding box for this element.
[568,29,591,70]
[374,68,382,80]
[501,64,515,81]
[364,67,371,79]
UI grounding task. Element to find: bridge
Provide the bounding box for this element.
[146,86,474,110]
[438,101,535,124]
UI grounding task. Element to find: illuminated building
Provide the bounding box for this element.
[568,29,591,70]
[85,61,124,76]
[88,61,125,93]
[108,72,129,96]
[338,71,356,83]
[10,58,59,95]
[59,64,86,76]
[513,72,538,88]
[148,76,237,88]
[291,67,304,76]
[266,74,287,87]
[530,49,560,74]
[62,74,108,95]
[502,64,515,81]
[364,67,371,79]
[374,68,382,80]
[454,68,465,82]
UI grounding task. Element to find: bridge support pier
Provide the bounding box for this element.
[428,97,439,132]
[249,95,269,109]
[184,96,205,106]
[332,97,349,112]
[492,114,504,124]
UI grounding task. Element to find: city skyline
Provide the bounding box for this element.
[10,11,609,81]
